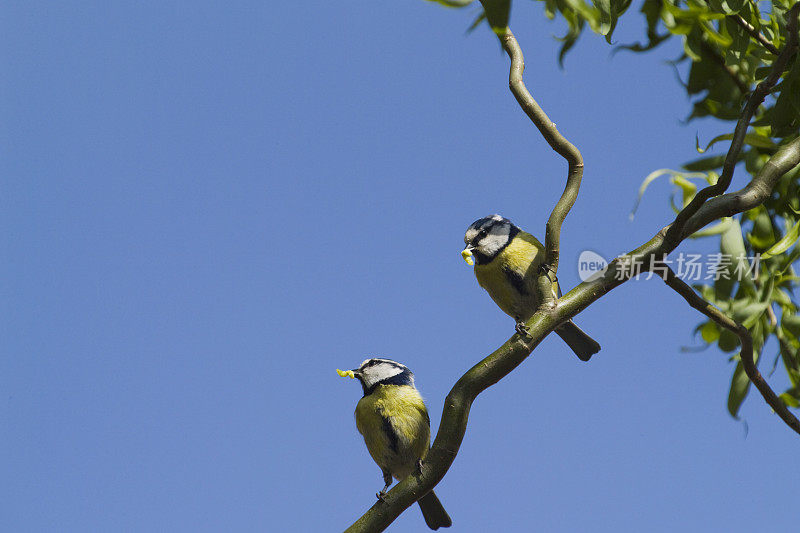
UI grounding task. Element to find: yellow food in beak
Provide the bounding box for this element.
[461,249,474,266]
[337,369,355,379]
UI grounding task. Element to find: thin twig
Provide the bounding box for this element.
[732,13,780,55]
[662,267,800,434]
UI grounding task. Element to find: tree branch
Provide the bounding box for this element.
[345,132,800,531]
[499,29,584,275]
[679,137,800,239]
[661,267,800,434]
[345,8,800,532]
[664,3,800,249]
[732,13,780,55]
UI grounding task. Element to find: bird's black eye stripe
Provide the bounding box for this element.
[471,228,488,246]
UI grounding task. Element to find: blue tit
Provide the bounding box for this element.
[462,214,600,361]
[337,358,452,530]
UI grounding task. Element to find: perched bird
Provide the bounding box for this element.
[337,358,452,530]
[461,214,600,361]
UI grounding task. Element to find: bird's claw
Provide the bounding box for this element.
[376,491,388,502]
[538,262,557,283]
[515,322,530,337]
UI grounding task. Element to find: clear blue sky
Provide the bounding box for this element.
[2,2,797,532]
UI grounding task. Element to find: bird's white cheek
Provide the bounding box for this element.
[478,234,509,256]
[361,366,403,388]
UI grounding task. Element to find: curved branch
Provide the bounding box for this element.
[661,267,800,434]
[345,10,800,532]
[346,134,800,532]
[664,3,800,249]
[499,29,584,274]
[345,317,553,532]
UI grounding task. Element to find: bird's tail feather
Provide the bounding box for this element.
[555,320,600,362]
[418,490,452,530]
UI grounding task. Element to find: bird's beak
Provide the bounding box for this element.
[336,369,356,379]
[461,246,475,266]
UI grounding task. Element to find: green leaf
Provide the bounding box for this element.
[696,132,778,153]
[788,367,800,389]
[709,0,746,14]
[662,1,725,23]
[723,16,749,63]
[604,0,633,43]
[721,218,759,292]
[480,0,511,34]
[761,219,800,259]
[629,168,709,220]
[615,32,670,53]
[672,175,697,207]
[779,49,800,115]
[728,362,751,417]
[779,344,800,387]
[690,217,732,239]
[721,218,747,258]
[702,19,732,47]
[739,302,770,328]
[770,86,800,137]
[556,9,586,65]
[594,0,613,36]
[772,287,795,308]
[701,320,721,343]
[719,328,741,352]
[723,0,745,15]
[695,284,717,303]
[783,313,800,338]
[682,154,726,171]
[779,392,800,408]
[775,246,800,276]
[467,12,487,33]
[683,27,704,61]
[747,210,775,249]
[544,0,557,19]
[758,274,776,304]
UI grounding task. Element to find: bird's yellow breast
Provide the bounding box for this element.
[474,231,543,321]
[355,385,430,478]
